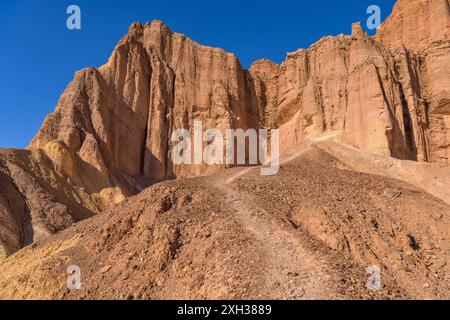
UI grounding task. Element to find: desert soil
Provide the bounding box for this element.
[0,145,448,300]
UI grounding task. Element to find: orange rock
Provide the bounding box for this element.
[1,0,449,259]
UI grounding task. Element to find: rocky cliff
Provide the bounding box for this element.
[1,0,449,258]
[30,0,450,180]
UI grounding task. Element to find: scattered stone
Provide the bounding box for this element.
[123,293,134,300]
[100,265,112,274]
[383,188,402,200]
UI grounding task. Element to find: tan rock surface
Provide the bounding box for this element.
[28,1,449,187]
[376,0,450,50]
[0,148,98,258]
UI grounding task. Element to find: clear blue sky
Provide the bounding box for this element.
[0,0,396,148]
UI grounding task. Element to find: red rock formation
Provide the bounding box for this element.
[30,21,261,186]
[30,1,450,188]
[1,0,449,257]
[376,0,450,50]
[375,0,450,163]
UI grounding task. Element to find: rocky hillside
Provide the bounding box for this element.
[0,143,448,299]
[0,0,449,299]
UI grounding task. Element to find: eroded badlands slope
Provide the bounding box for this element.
[0,145,448,299]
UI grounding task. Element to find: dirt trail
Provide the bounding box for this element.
[1,140,447,299]
[206,144,344,299]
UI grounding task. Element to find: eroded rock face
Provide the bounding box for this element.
[253,18,449,163]
[1,0,449,256]
[376,0,450,163]
[30,0,449,188]
[30,21,260,186]
[376,0,450,50]
[0,149,95,257]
